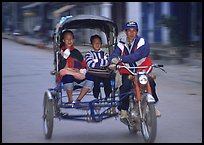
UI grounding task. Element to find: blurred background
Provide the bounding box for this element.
[2,2,202,60]
[2,2,202,143]
[2,2,202,44]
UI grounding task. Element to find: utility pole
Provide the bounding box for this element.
[41,3,47,34]
[12,2,18,32]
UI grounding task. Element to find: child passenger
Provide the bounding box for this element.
[85,35,112,99]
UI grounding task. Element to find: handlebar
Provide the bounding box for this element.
[157,64,164,67]
[114,64,166,76]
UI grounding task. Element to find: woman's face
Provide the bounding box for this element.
[63,32,74,48]
[92,38,102,51]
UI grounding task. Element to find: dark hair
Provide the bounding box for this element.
[90,34,102,44]
[60,30,74,48]
[62,30,74,39]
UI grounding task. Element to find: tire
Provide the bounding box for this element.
[43,92,54,139]
[141,102,157,143]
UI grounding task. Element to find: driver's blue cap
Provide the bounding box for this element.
[125,21,138,30]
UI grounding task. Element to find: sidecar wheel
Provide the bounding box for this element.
[43,92,54,139]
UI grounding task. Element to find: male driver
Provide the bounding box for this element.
[109,21,161,123]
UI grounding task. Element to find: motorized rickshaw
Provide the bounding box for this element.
[43,14,166,143]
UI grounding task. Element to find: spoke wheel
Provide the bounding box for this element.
[141,102,157,143]
[43,92,54,139]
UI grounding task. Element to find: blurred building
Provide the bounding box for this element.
[2,2,28,34]
[2,2,202,47]
[125,2,202,47]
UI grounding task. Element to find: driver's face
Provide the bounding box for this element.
[126,28,137,43]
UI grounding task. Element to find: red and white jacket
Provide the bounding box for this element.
[109,35,152,74]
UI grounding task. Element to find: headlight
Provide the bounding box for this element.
[139,75,148,85]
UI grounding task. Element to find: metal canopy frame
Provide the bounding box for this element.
[52,14,118,73]
[53,14,118,54]
[57,14,118,38]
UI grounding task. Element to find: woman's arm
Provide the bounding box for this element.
[59,68,85,80]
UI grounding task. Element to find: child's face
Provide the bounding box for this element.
[63,32,74,48]
[92,38,101,51]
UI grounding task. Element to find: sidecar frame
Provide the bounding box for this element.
[52,14,118,73]
[43,14,122,133]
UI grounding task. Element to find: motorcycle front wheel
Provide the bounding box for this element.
[140,102,157,143]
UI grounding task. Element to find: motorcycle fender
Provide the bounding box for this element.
[146,93,155,103]
[45,90,54,100]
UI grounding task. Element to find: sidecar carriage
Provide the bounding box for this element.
[43,14,119,139]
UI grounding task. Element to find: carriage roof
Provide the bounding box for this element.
[54,14,118,39]
[53,14,118,55]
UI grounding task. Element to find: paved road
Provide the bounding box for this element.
[2,38,202,143]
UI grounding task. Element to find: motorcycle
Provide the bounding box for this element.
[110,63,166,143]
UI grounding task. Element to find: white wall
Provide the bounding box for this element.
[100,2,112,19]
[126,2,142,35]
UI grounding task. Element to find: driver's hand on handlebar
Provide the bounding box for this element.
[111,57,121,65]
[108,63,117,70]
[108,57,121,70]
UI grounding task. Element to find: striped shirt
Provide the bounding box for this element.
[85,49,109,69]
